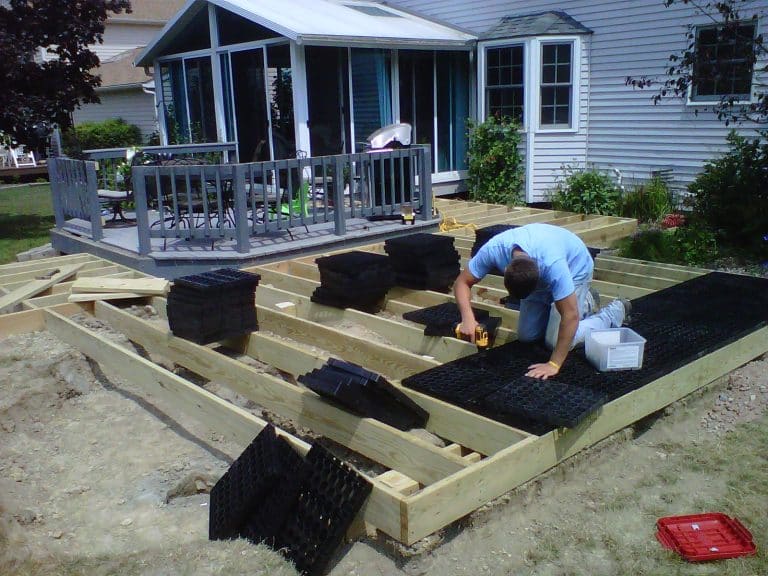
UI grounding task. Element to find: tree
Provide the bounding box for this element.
[0,0,132,148]
[626,0,766,125]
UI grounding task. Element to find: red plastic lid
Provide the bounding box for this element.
[656,513,757,562]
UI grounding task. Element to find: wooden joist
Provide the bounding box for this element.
[0,263,85,314]
[2,205,760,547]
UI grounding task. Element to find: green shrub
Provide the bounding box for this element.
[689,131,768,258]
[466,115,524,205]
[550,166,620,215]
[63,118,143,155]
[673,221,718,265]
[620,177,672,223]
[617,221,718,266]
[617,227,680,263]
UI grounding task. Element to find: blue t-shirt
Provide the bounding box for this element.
[468,223,593,301]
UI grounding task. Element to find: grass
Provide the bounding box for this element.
[0,184,54,264]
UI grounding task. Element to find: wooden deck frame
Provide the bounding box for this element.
[2,218,766,546]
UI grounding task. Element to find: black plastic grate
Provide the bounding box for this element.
[209,424,299,541]
[299,359,428,430]
[240,436,305,547]
[315,251,392,274]
[275,444,373,576]
[404,272,768,433]
[477,376,607,428]
[168,268,259,344]
[384,233,456,256]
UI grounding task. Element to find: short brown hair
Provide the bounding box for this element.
[504,256,539,300]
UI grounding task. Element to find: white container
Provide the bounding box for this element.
[585,327,646,371]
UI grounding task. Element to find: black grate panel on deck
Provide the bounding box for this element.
[276,444,372,576]
[477,376,607,428]
[403,302,489,328]
[404,272,768,434]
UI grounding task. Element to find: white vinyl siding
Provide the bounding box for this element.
[394,0,766,200]
[72,89,158,142]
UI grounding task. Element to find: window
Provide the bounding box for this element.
[692,23,755,101]
[486,46,524,122]
[540,43,572,127]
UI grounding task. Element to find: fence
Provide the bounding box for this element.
[51,145,432,255]
[48,157,103,241]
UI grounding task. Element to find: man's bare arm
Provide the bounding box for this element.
[453,268,481,342]
[526,293,579,379]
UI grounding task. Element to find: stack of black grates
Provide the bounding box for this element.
[209,424,372,576]
[311,251,395,312]
[167,268,260,345]
[299,358,429,431]
[384,233,460,292]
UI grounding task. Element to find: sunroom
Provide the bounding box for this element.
[135,0,476,189]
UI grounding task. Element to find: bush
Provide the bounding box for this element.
[466,115,524,205]
[617,227,680,263]
[689,131,768,258]
[550,166,620,215]
[619,177,672,223]
[63,118,143,155]
[673,221,718,265]
[617,220,718,266]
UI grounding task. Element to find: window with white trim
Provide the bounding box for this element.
[540,42,572,127]
[692,22,755,102]
[486,45,524,122]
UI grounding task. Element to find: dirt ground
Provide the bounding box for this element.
[1,313,767,576]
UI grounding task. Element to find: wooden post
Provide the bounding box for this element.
[232,164,250,253]
[48,159,66,229]
[132,166,151,256]
[333,156,346,236]
[85,161,103,241]
[418,145,432,221]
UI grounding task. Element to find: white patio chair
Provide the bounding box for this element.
[10,146,37,168]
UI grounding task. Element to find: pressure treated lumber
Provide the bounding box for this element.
[256,303,440,380]
[233,331,530,456]
[43,305,407,540]
[92,301,468,486]
[70,277,170,295]
[0,263,85,314]
[255,283,477,363]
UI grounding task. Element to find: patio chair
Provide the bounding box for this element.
[9,146,36,168]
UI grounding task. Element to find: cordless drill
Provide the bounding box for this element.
[454,317,501,350]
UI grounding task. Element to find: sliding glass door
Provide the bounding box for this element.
[159,57,216,144]
[399,49,470,175]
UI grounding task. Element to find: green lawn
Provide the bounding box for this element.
[0,183,55,264]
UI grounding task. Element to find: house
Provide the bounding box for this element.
[135,0,766,201]
[71,0,186,141]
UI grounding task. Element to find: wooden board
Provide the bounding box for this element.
[70,277,170,295]
[0,263,85,314]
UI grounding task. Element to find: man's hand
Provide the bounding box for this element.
[454,268,482,344]
[457,319,478,343]
[526,362,559,380]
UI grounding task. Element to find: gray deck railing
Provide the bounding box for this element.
[83,142,238,190]
[48,157,103,241]
[132,146,432,255]
[52,145,432,255]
